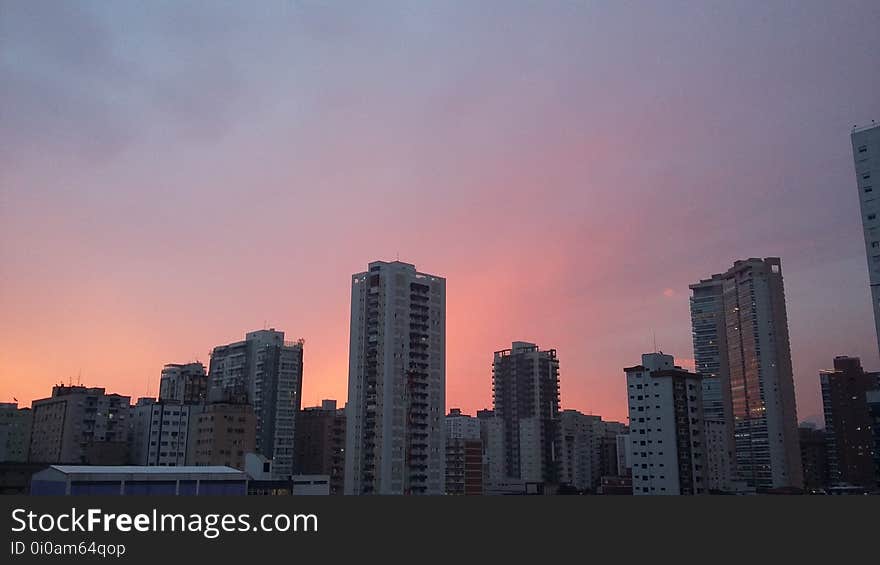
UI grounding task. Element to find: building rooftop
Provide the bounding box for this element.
[852,120,878,134]
[48,465,243,475]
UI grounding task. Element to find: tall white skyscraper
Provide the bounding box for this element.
[345,261,446,495]
[852,122,880,356]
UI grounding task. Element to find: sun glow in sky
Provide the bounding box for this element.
[2,1,880,424]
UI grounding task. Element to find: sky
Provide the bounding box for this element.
[2,0,880,425]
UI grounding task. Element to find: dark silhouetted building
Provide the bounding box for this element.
[187,397,256,471]
[0,462,48,495]
[600,421,627,480]
[867,389,880,486]
[821,356,876,488]
[798,424,828,491]
[294,400,346,495]
[0,403,32,463]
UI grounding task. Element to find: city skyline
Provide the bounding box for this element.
[3,1,880,425]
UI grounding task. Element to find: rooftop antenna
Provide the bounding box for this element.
[652,330,658,353]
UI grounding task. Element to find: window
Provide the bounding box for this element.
[867,186,874,193]
[858,145,868,153]
[869,214,877,221]
[873,241,879,248]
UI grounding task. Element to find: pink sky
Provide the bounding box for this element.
[2,1,880,425]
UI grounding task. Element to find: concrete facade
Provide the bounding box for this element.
[29,386,130,465]
[345,261,446,495]
[852,122,880,356]
[209,329,303,479]
[492,342,561,485]
[625,353,707,495]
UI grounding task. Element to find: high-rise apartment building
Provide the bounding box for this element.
[129,399,191,467]
[820,356,876,489]
[852,122,880,355]
[159,362,207,404]
[345,261,446,495]
[691,258,803,490]
[0,403,32,463]
[689,276,731,424]
[29,386,130,465]
[294,400,346,495]
[492,341,561,485]
[209,329,303,479]
[557,410,603,492]
[444,409,482,495]
[689,276,736,490]
[625,353,707,495]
